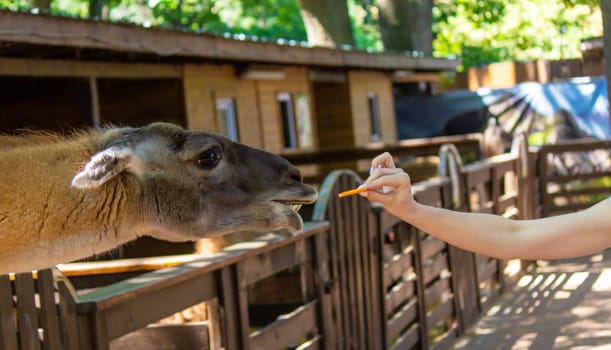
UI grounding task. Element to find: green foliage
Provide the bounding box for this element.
[348,0,382,51]
[432,0,603,70]
[0,0,30,12]
[0,0,604,71]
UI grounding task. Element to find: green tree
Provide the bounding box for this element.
[432,0,603,69]
[377,0,433,55]
[296,0,354,47]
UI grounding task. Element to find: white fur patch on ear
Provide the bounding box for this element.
[71,147,133,189]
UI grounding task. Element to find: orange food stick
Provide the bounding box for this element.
[338,187,368,198]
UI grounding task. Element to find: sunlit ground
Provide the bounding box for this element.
[453,249,611,350]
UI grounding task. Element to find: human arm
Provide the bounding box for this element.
[360,152,611,260]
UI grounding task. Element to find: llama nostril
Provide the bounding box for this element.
[287,166,303,183]
[289,173,302,183]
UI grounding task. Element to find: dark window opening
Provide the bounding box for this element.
[0,76,92,133]
[368,93,381,141]
[278,93,297,149]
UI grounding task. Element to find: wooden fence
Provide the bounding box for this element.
[2,136,610,349]
[536,138,611,217]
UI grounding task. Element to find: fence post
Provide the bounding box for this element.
[437,144,480,333]
[312,229,336,350]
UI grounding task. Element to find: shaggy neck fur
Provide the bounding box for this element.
[0,135,143,273]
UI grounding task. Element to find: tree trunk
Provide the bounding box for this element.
[377,0,433,56]
[296,0,355,48]
[30,0,51,13]
[602,0,611,120]
[88,0,106,20]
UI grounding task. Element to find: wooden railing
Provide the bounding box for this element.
[281,133,483,184]
[3,135,611,350]
[535,138,611,217]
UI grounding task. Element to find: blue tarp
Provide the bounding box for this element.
[394,77,609,142]
[479,76,609,139]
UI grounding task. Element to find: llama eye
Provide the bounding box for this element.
[196,147,222,170]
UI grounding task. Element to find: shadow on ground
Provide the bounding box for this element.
[453,249,611,350]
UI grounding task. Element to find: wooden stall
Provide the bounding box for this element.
[0,10,457,154]
[0,10,458,258]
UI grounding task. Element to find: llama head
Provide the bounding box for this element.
[72,122,317,241]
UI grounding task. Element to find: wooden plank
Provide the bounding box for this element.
[369,208,385,350]
[465,167,491,186]
[0,57,183,78]
[109,323,210,350]
[57,281,79,350]
[313,232,335,350]
[284,134,481,166]
[335,179,351,348]
[545,171,611,184]
[343,176,360,348]
[389,324,419,350]
[0,274,18,350]
[241,243,306,286]
[219,267,240,350]
[357,199,376,350]
[250,301,318,350]
[350,194,373,348]
[384,250,414,287]
[96,270,217,341]
[424,277,451,307]
[206,299,222,350]
[478,259,499,282]
[414,186,442,206]
[385,280,416,316]
[422,253,448,286]
[236,263,251,350]
[497,193,518,214]
[411,223,430,350]
[386,298,418,343]
[37,269,62,350]
[547,186,611,198]
[430,326,458,350]
[539,139,611,153]
[493,158,517,175]
[14,272,41,350]
[427,297,454,328]
[328,194,346,350]
[420,238,446,261]
[479,288,500,312]
[295,335,322,350]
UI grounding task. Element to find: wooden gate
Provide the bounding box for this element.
[311,170,385,350]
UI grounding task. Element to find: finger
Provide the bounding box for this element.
[366,167,404,183]
[371,152,396,170]
[365,173,408,194]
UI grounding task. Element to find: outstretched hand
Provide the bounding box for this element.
[359,152,417,219]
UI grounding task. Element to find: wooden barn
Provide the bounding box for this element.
[0,10,459,257]
[0,10,457,155]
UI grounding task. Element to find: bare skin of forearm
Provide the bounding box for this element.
[362,153,611,261]
[397,199,611,260]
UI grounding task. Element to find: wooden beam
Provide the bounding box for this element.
[0,57,182,78]
[0,11,459,72]
[392,70,440,83]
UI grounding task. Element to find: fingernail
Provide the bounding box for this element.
[369,167,374,176]
[358,184,366,189]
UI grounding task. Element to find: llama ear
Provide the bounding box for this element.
[71,147,134,189]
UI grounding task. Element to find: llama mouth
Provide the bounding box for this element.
[271,200,304,212]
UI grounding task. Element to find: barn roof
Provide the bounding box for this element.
[0,10,459,72]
